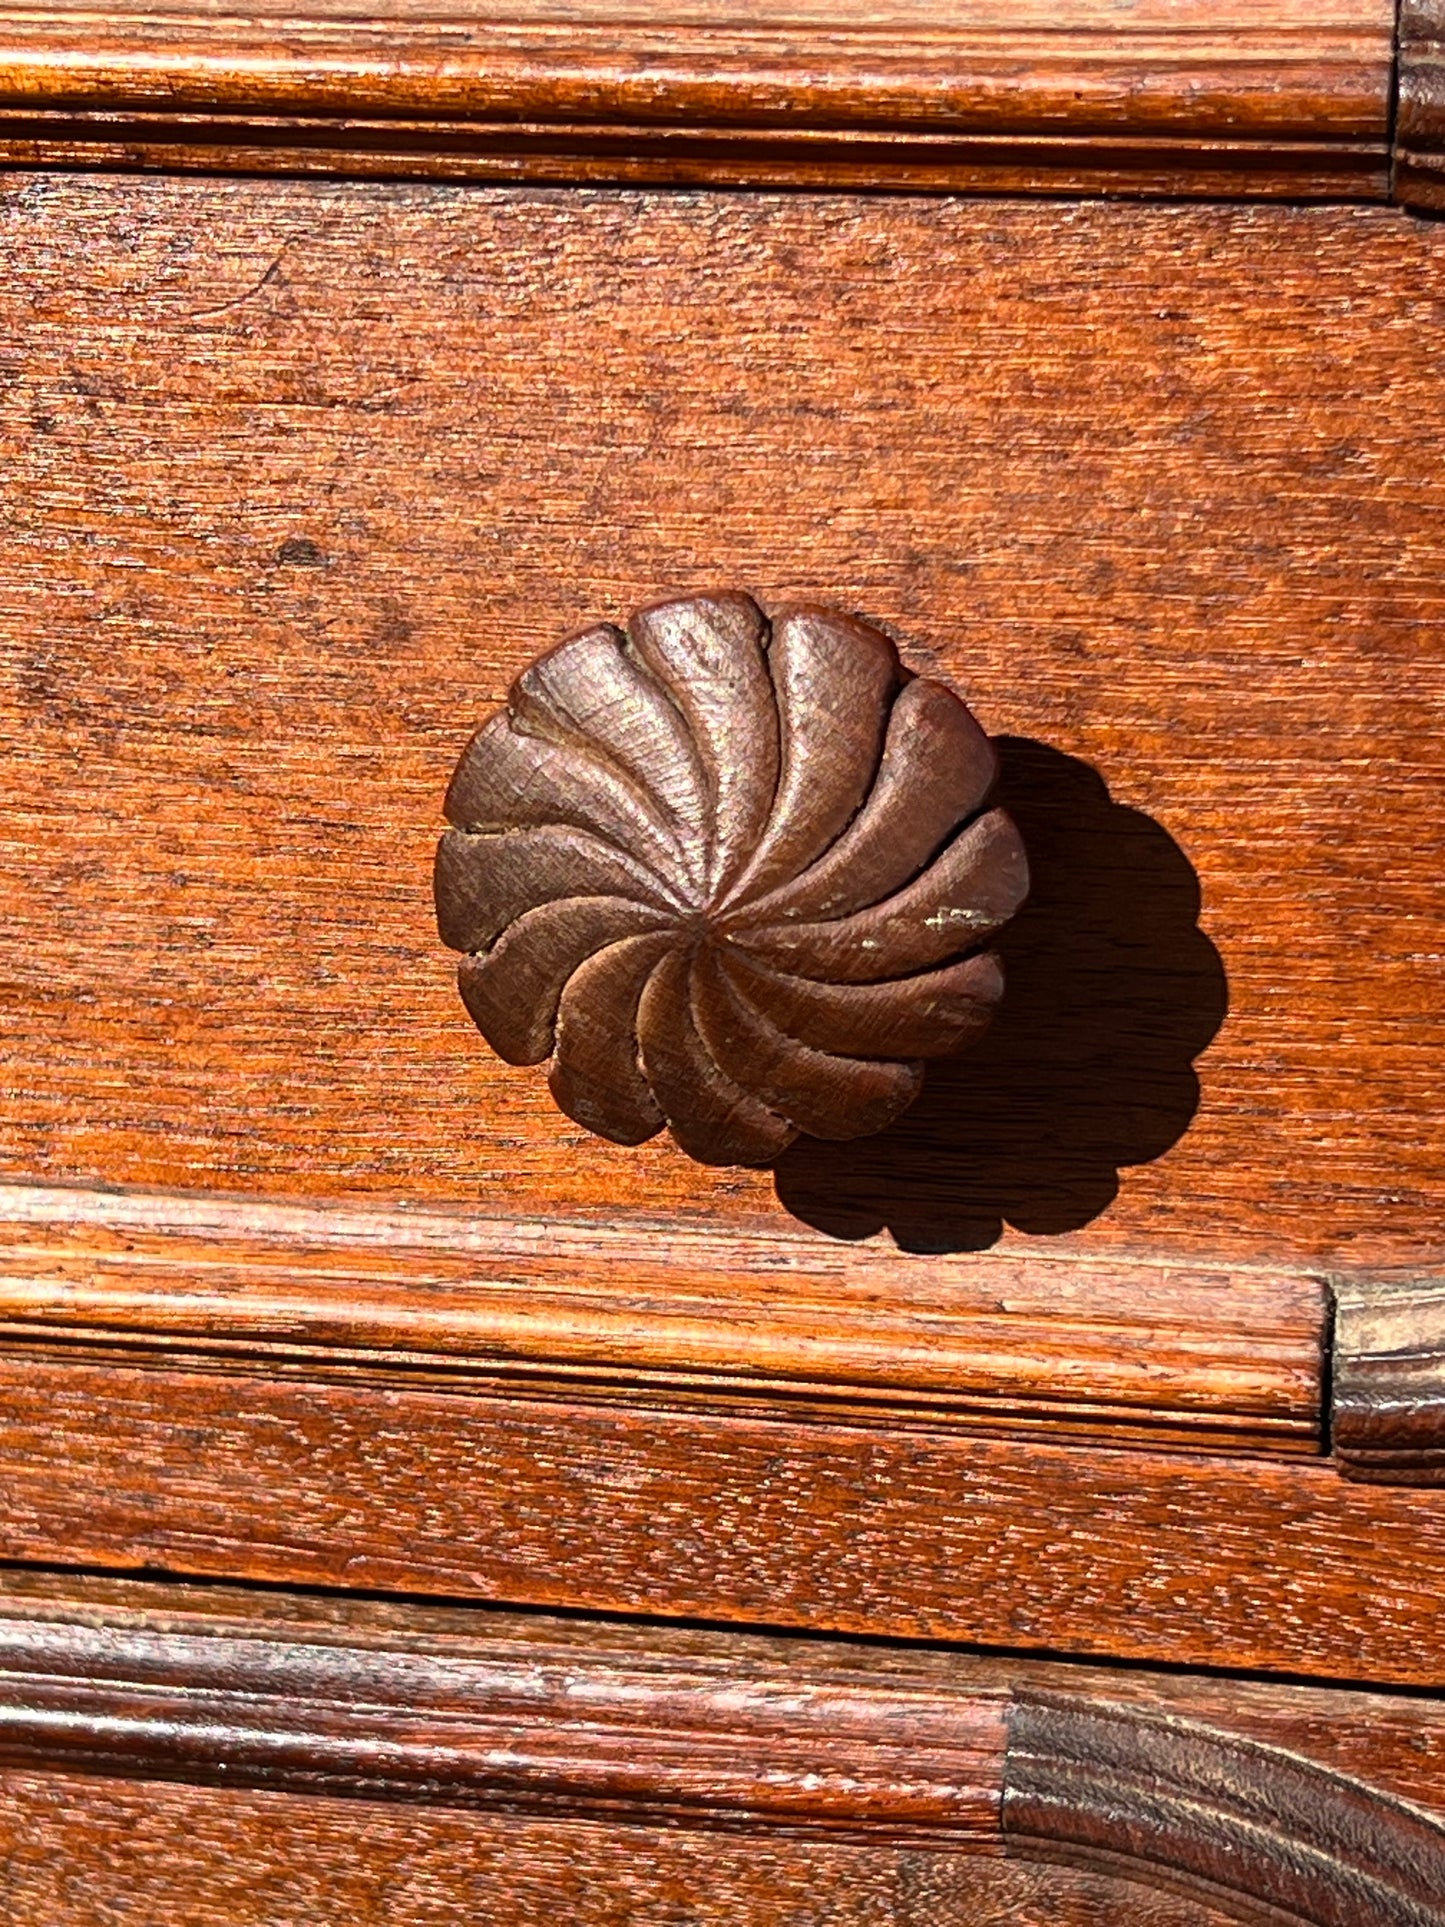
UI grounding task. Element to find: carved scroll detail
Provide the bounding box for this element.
[1332,1279,1445,1483]
[1003,1693,1445,1927]
[435,594,1028,1166]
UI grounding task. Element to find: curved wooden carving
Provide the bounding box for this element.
[1003,1692,1445,1927]
[435,593,1028,1166]
[1395,0,1445,212]
[1332,1279,1445,1484]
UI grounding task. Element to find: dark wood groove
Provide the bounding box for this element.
[1393,0,1445,204]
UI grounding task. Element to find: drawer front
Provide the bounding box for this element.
[0,1779,1237,1927]
[0,1574,1441,1927]
[1,174,1442,1275]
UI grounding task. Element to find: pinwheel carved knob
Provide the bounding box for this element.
[434,594,1029,1167]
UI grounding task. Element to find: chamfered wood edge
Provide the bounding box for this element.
[1002,1692,1445,1927]
[2,1572,1445,1926]
[1330,1277,1445,1482]
[0,6,1400,199]
[0,1180,1326,1458]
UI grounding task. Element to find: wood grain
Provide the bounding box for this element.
[6,1570,1445,1820]
[0,2,1395,198]
[0,1596,1007,1841]
[1,180,1443,1273]
[1,1353,1443,1683]
[1393,0,1445,208]
[0,1573,1441,1924]
[0,1182,1327,1455]
[1331,1277,1445,1482]
[0,1773,1243,1927]
[1004,1693,1445,1927]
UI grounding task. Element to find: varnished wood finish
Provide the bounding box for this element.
[0,1183,1324,1455]
[1393,0,1445,208]
[1004,1693,1445,1927]
[2,181,1443,1272]
[0,13,1439,1910]
[0,1574,1443,1924]
[438,594,1026,1164]
[7,1572,1445,1820]
[0,1778,1247,1927]
[1332,1278,1445,1482]
[0,1343,1442,1683]
[0,1590,1001,1841]
[0,2,1395,199]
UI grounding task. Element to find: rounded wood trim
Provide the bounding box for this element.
[0,2,1396,198]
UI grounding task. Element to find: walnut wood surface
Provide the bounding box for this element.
[0,1574,1442,1925]
[1,180,1443,1273]
[0,1182,1324,1454]
[1331,1278,1445,1482]
[1,1350,1443,1683]
[437,594,1026,1164]
[0,2,1395,198]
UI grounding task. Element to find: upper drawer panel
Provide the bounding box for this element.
[1,177,1441,1273]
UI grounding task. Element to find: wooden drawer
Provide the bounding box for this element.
[0,4,1444,1920]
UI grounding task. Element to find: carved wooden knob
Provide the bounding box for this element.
[435,594,1028,1166]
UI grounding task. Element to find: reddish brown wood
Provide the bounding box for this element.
[0,2,1395,199]
[0,1597,1002,1841]
[0,1183,1325,1455]
[438,594,1025,1164]
[0,1775,1243,1927]
[0,1349,1442,1684]
[6,1571,1445,1821]
[1,182,1443,1271]
[0,28,1437,1901]
[1331,1278,1445,1481]
[1004,1693,1445,1927]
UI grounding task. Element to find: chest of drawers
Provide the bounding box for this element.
[0,5,1443,1921]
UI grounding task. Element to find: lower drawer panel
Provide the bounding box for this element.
[0,1573,1437,1927]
